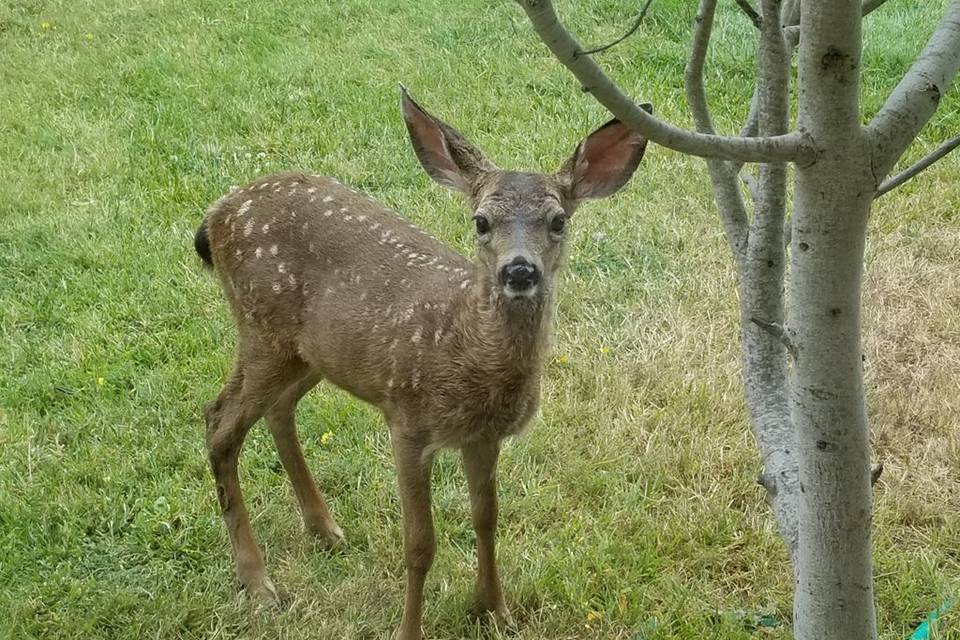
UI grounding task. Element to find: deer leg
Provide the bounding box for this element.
[462,440,513,628]
[264,373,343,547]
[204,355,304,604]
[391,434,436,640]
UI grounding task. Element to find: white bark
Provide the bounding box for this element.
[867,0,960,179]
[742,0,798,566]
[791,1,876,638]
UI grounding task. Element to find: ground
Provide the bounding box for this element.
[1,0,958,638]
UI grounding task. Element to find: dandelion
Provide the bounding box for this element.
[555,354,570,365]
[96,377,105,386]
[321,431,334,445]
[41,21,51,30]
[85,33,94,40]
[600,346,611,355]
[586,610,602,623]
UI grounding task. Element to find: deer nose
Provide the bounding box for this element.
[500,257,541,292]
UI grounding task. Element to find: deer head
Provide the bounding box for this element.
[401,87,649,304]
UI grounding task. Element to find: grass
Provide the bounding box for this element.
[0,0,958,638]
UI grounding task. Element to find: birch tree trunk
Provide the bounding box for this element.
[789,3,877,637]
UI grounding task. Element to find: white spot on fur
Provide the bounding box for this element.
[238,199,253,215]
[303,222,309,231]
[255,247,263,259]
[360,292,367,301]
[235,248,242,258]
[357,215,367,222]
[461,279,471,289]
[307,187,317,194]
[434,328,443,345]
[322,195,334,203]
[278,263,287,274]
[288,274,296,286]
[270,245,279,256]
[411,327,423,344]
[370,223,380,230]
[262,223,270,233]
[272,282,282,293]
[344,215,352,221]
[309,195,316,203]
[244,219,254,237]
[271,181,281,187]
[324,209,333,217]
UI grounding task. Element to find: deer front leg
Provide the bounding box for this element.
[462,440,513,629]
[391,435,436,640]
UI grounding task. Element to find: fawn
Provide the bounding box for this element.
[195,88,648,639]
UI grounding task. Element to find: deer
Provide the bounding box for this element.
[194,87,649,640]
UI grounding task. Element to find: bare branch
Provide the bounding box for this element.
[750,317,798,360]
[577,0,654,57]
[734,0,762,29]
[866,0,960,179]
[515,0,814,164]
[684,0,750,263]
[875,134,960,198]
[861,0,891,17]
[785,0,896,49]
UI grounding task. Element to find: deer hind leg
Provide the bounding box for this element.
[462,440,513,629]
[264,372,344,547]
[204,351,306,604]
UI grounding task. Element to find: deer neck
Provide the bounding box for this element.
[450,268,555,380]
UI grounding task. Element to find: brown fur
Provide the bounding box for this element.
[199,91,647,639]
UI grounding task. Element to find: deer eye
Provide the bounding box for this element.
[474,215,491,235]
[549,216,566,234]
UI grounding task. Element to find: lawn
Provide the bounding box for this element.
[1,0,958,638]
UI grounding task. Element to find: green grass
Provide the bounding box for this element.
[1,0,958,638]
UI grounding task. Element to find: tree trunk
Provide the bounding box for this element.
[791,2,876,637]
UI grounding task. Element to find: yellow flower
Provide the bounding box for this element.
[41,21,51,29]
[600,346,611,355]
[320,431,334,445]
[555,354,570,365]
[85,33,94,40]
[586,610,602,622]
[96,377,105,386]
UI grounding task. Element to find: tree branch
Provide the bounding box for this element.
[515,0,814,164]
[866,0,960,180]
[875,134,960,197]
[685,0,750,264]
[861,0,892,18]
[750,317,798,360]
[734,0,762,29]
[577,0,654,57]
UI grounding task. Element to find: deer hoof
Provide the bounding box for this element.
[309,520,345,549]
[245,575,280,608]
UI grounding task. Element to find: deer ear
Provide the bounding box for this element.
[400,86,493,195]
[559,111,650,201]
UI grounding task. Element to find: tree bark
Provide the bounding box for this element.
[791,1,877,637]
[741,0,798,567]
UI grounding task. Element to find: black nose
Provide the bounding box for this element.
[500,257,541,291]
